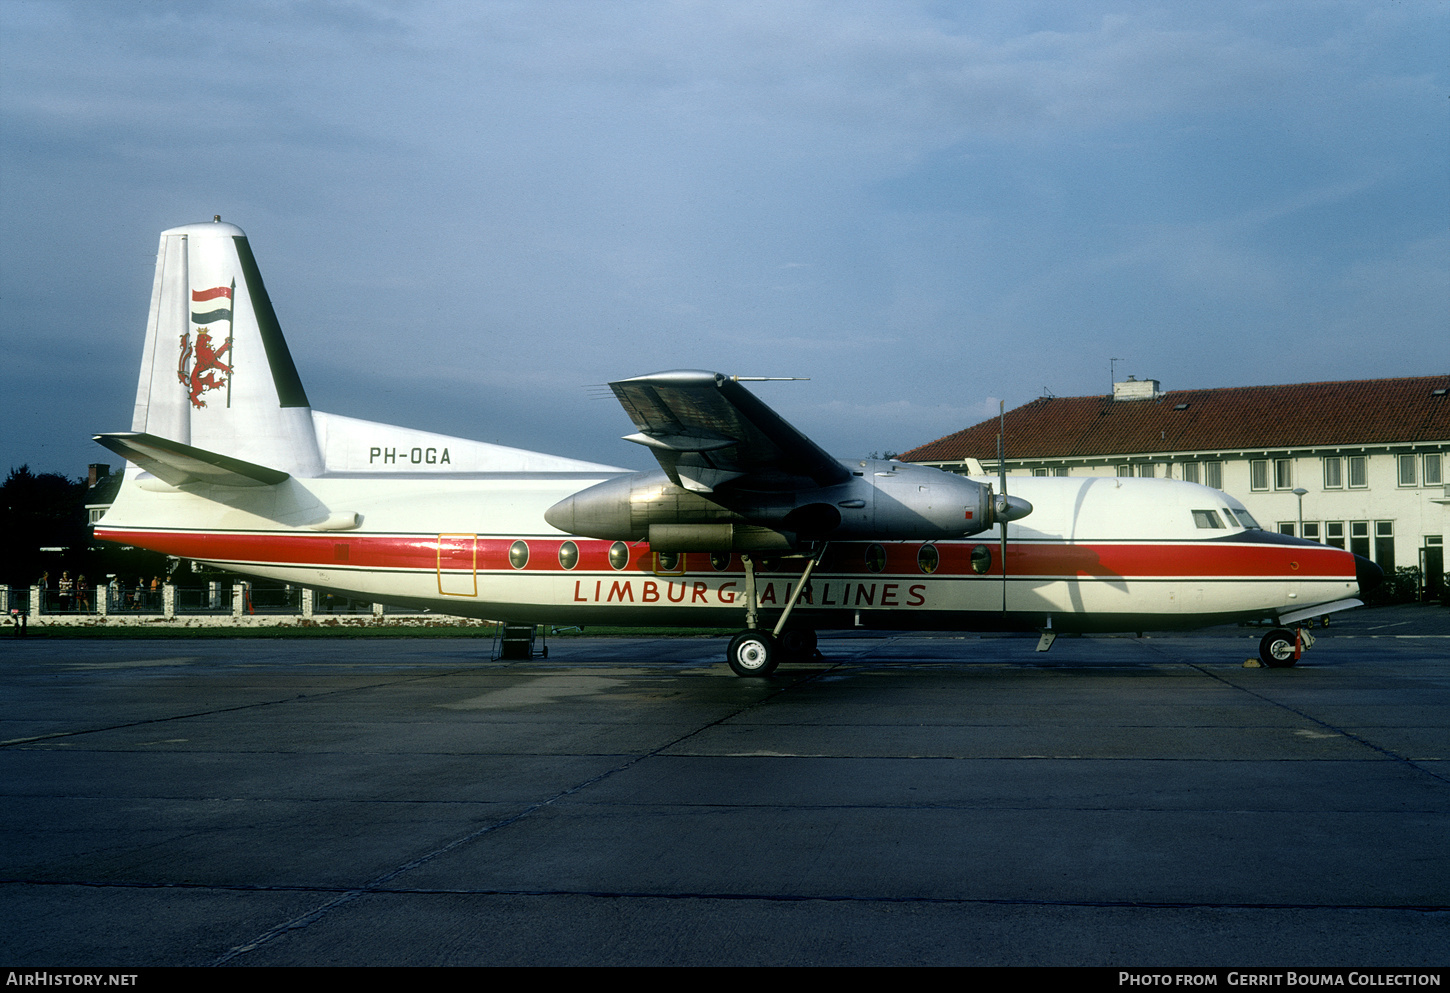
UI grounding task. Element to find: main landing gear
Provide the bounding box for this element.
[1258,626,1314,668]
[725,545,825,677]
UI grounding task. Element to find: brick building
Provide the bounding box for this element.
[900,375,1450,596]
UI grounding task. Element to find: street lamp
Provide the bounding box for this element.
[1293,487,1308,538]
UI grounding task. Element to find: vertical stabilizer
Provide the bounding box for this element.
[128,221,322,476]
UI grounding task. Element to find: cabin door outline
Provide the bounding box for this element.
[437,533,478,596]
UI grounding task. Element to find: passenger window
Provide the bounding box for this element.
[865,544,886,574]
[970,544,992,575]
[1192,510,1225,529]
[917,544,939,574]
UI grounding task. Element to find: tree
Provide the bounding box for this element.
[1,465,90,586]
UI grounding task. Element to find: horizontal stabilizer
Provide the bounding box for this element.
[94,432,290,488]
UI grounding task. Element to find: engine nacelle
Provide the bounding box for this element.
[543,460,1026,549]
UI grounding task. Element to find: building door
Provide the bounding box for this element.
[1423,539,1444,601]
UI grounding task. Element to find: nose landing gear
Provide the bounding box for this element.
[1259,626,1313,667]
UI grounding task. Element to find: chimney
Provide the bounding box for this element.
[1112,376,1161,401]
[88,463,110,487]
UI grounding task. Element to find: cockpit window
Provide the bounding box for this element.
[1192,509,1225,529]
[1230,506,1262,529]
[1221,507,1240,527]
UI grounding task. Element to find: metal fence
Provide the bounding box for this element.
[106,586,165,613]
[241,585,304,615]
[2,586,29,616]
[3,583,459,623]
[311,591,375,615]
[174,584,233,615]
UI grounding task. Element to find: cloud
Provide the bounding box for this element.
[1,1,1446,475]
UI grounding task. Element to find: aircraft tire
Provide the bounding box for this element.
[1259,628,1299,668]
[727,631,778,677]
[778,628,817,661]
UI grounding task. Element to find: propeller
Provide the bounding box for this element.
[997,402,1008,612]
[993,401,1034,613]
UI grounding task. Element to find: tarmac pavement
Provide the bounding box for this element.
[1,605,1447,966]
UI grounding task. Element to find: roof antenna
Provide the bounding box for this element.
[213,215,221,222]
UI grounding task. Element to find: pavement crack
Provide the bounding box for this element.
[1143,642,1450,787]
[213,664,837,965]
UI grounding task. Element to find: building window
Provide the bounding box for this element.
[1204,461,1223,489]
[1425,454,1443,486]
[1116,465,1132,478]
[1375,521,1395,571]
[1278,522,1296,537]
[1302,522,1321,542]
[1398,454,1418,487]
[1350,521,1370,559]
[1182,462,1200,484]
[1250,460,1269,491]
[1349,456,1367,488]
[1326,522,1345,550]
[1032,468,1049,477]
[1137,463,1156,478]
[1052,467,1069,477]
[1274,458,1293,490]
[1323,457,1343,489]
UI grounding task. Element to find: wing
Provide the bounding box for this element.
[609,371,850,493]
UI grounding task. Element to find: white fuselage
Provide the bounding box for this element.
[97,471,1362,633]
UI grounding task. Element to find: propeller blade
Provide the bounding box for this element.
[998,402,1007,613]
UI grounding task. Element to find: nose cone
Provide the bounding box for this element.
[1354,554,1383,594]
[543,495,575,534]
[995,493,1033,523]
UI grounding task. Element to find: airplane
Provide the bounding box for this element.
[93,220,1380,675]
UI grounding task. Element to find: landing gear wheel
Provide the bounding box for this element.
[777,628,818,661]
[727,631,778,677]
[1259,628,1299,668]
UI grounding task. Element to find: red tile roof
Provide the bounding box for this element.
[900,375,1450,463]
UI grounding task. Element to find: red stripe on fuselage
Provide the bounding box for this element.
[94,529,1358,581]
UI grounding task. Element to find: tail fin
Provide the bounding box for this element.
[128,220,322,476]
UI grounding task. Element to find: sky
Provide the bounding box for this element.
[2,0,1446,479]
